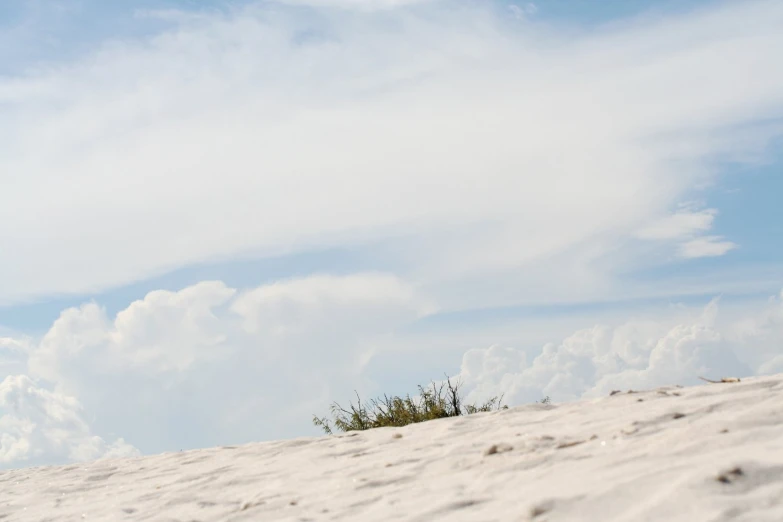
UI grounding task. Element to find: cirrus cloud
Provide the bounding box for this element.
[0,1,781,309]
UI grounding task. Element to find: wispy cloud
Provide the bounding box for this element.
[679,236,738,259]
[635,206,737,259]
[0,0,781,309]
[508,2,538,20]
[635,208,717,240]
[0,337,29,355]
[274,0,437,10]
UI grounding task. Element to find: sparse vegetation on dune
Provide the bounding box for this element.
[313,374,550,435]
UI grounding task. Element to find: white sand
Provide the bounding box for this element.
[2,374,782,521]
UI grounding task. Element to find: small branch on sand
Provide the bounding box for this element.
[698,376,741,384]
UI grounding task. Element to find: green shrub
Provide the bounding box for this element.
[312,375,509,435]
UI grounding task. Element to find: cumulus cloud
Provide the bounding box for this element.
[29,281,238,387]
[21,273,430,462]
[448,293,783,408]
[0,0,781,308]
[3,272,782,470]
[0,374,139,468]
[729,289,783,374]
[0,336,29,379]
[231,273,434,363]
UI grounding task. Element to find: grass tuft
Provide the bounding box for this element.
[312,374,512,435]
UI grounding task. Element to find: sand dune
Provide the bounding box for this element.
[2,374,782,521]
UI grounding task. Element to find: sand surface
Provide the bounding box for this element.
[1,374,782,521]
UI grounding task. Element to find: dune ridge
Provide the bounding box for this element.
[2,373,782,521]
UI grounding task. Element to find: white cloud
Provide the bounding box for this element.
[634,206,737,260]
[679,236,738,258]
[728,289,783,373]
[275,0,437,9]
[0,337,29,355]
[0,0,781,307]
[0,374,139,468]
[0,336,29,379]
[4,274,783,469]
[509,3,537,20]
[29,281,238,384]
[2,0,783,468]
[232,273,434,342]
[448,296,776,408]
[635,208,717,240]
[22,273,429,462]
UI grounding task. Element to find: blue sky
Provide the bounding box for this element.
[0,0,782,469]
[0,0,722,75]
[2,0,779,331]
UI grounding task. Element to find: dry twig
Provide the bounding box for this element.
[698,376,741,384]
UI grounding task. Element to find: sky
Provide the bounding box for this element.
[0,0,782,469]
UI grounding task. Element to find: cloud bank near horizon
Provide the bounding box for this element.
[2,275,783,469]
